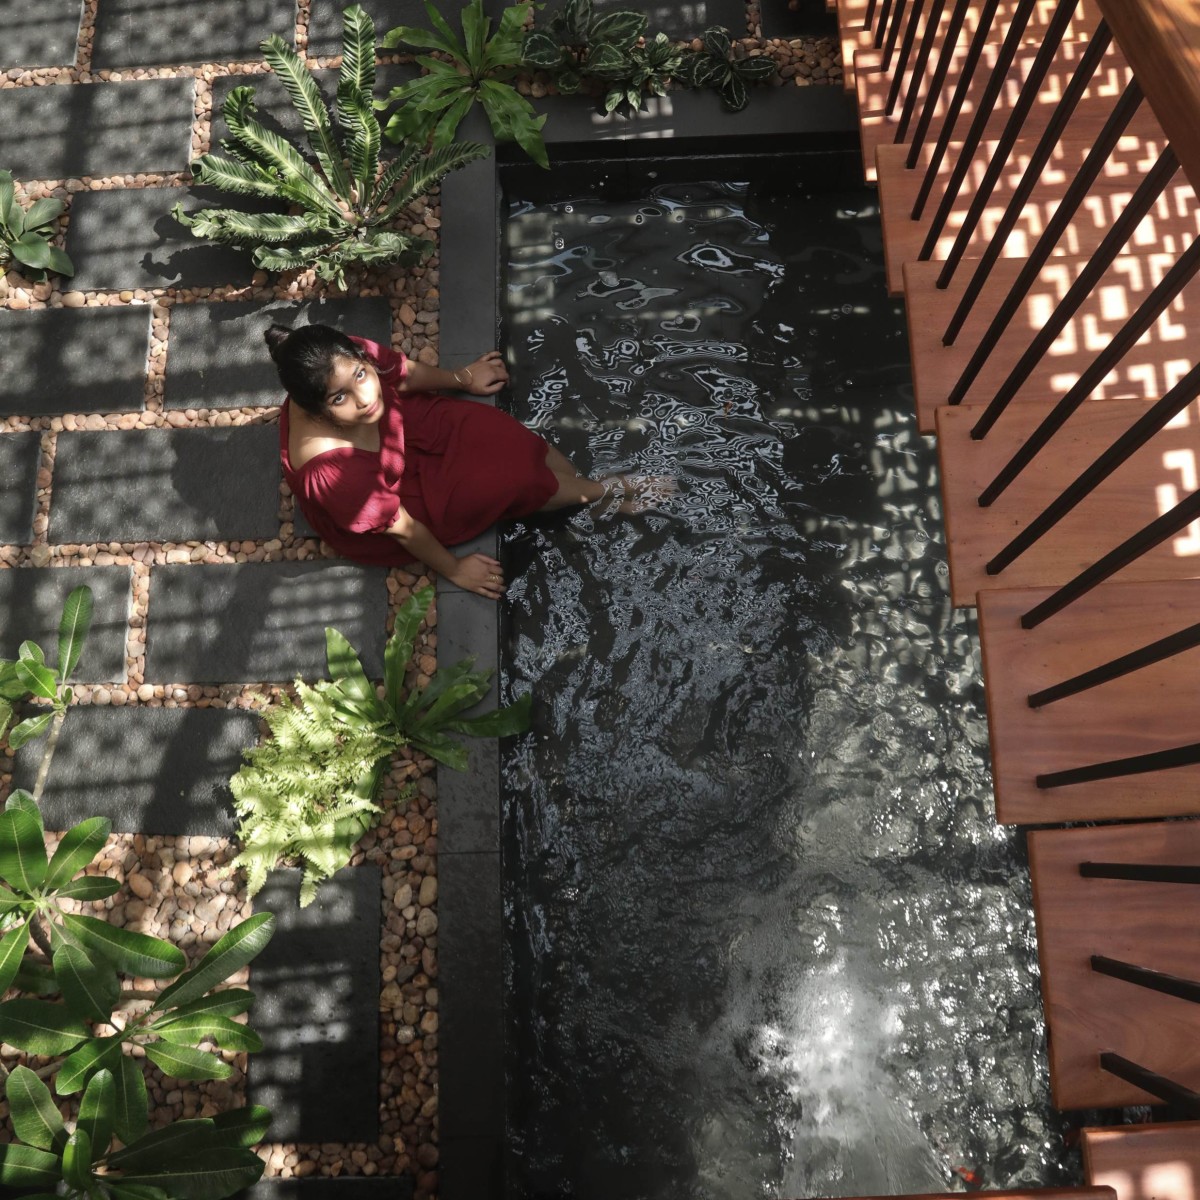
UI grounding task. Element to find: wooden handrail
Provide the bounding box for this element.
[1097,0,1200,189]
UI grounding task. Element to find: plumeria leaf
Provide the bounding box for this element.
[0,808,48,894]
[77,1068,115,1160]
[8,711,55,750]
[0,1143,61,1189]
[5,1064,68,1153]
[112,1054,149,1145]
[0,998,87,1055]
[54,941,120,1023]
[56,1031,125,1095]
[154,912,274,1011]
[62,915,186,979]
[61,1128,94,1193]
[56,585,93,682]
[151,1012,263,1053]
[121,1148,264,1200]
[44,816,111,894]
[56,875,121,902]
[143,1041,233,1082]
[0,917,31,994]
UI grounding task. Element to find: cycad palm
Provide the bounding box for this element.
[173,5,488,289]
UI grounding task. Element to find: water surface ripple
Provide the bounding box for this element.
[500,169,1070,1200]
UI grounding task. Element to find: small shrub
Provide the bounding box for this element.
[381,0,549,168]
[173,5,487,289]
[231,586,532,906]
[0,170,74,283]
[672,26,777,112]
[0,585,273,1200]
[521,0,652,111]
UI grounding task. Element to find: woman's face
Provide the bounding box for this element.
[323,355,383,426]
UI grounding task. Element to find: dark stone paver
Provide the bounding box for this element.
[0,566,130,682]
[64,186,274,291]
[0,306,150,418]
[92,0,295,70]
[0,433,41,545]
[10,706,255,835]
[0,0,83,70]
[211,64,416,161]
[164,297,393,410]
[0,77,194,181]
[144,561,389,684]
[238,1181,413,1200]
[50,426,281,544]
[248,867,382,1143]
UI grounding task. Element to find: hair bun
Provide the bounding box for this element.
[264,323,292,360]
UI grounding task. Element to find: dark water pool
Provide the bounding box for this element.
[498,153,1071,1200]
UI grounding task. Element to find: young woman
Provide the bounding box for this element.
[269,323,620,599]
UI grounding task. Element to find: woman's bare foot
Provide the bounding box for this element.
[594,474,679,517]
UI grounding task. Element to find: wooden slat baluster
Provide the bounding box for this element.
[911,0,1001,211]
[936,3,1097,295]
[944,79,1145,402]
[905,0,972,165]
[966,144,1179,438]
[918,0,1041,255]
[978,234,1200,502]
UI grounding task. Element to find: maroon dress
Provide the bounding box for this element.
[279,337,558,566]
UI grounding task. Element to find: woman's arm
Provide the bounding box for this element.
[400,350,509,397]
[386,506,505,600]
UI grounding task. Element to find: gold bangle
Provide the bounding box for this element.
[452,366,474,388]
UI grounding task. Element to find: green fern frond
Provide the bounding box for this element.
[222,86,344,222]
[260,34,353,200]
[376,140,489,224]
[338,4,377,103]
[336,80,381,201]
[189,153,285,197]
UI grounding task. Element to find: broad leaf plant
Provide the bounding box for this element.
[671,25,778,112]
[381,0,550,168]
[230,585,532,906]
[0,170,74,283]
[0,587,274,1200]
[173,5,488,288]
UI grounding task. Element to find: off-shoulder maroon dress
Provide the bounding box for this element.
[279,337,558,566]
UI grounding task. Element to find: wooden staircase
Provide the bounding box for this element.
[834,0,1200,1176]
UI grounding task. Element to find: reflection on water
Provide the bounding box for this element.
[500,159,1070,1200]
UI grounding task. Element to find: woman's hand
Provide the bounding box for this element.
[456,350,509,396]
[451,552,506,599]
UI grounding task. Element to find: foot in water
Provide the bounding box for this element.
[593,474,680,517]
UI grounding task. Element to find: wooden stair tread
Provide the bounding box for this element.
[1028,820,1200,1109]
[978,578,1200,823]
[838,0,1102,93]
[856,31,1120,180]
[936,398,1200,607]
[875,107,1173,295]
[1083,1122,1200,1200]
[903,238,1200,432]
